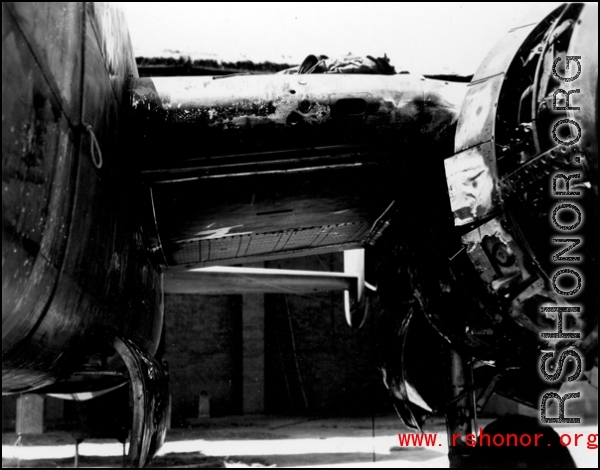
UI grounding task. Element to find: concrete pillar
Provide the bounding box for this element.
[16,394,44,434]
[242,292,265,413]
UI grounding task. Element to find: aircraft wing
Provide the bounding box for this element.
[131,74,466,269]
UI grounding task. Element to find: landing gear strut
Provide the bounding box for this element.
[113,337,169,468]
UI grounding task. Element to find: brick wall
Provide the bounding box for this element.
[164,294,242,425]
[164,253,389,423]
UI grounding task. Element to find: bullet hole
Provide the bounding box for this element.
[298,100,311,113]
[286,112,303,126]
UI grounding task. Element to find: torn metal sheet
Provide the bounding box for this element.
[445,143,499,226]
[113,336,169,469]
[461,217,532,292]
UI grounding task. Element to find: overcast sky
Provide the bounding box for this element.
[118,2,555,75]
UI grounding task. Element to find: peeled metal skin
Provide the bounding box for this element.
[438,2,598,367]
[377,3,598,437]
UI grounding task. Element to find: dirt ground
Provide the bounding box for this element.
[2,415,597,468]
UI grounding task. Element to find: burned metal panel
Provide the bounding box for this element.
[2,3,81,390]
[130,74,425,178]
[133,74,421,128]
[2,5,80,283]
[2,3,162,393]
[445,142,499,226]
[3,2,83,120]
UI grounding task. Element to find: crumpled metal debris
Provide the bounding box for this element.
[279,53,397,75]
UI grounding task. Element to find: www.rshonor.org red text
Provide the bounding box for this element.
[396,431,598,449]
